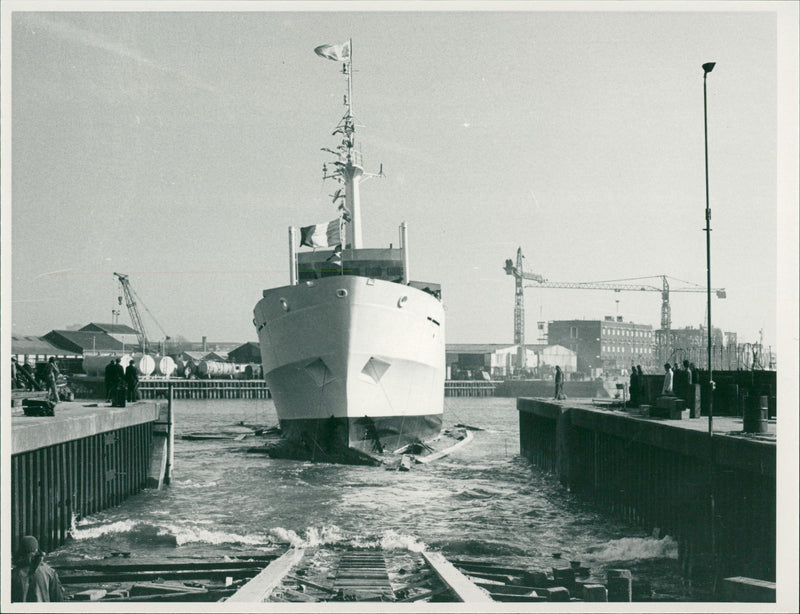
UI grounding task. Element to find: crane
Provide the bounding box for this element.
[113,272,171,354]
[503,248,727,368]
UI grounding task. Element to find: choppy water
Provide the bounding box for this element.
[49,397,696,600]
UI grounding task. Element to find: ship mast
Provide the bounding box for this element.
[341,46,363,250]
[319,40,383,251]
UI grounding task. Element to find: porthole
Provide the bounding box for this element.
[336,289,348,298]
[279,298,289,311]
[397,296,408,308]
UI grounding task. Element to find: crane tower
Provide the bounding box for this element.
[503,248,726,365]
[114,272,170,354]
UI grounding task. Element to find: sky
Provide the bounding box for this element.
[3,2,798,355]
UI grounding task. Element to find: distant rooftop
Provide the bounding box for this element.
[44,330,124,353]
[11,335,76,356]
[80,323,140,335]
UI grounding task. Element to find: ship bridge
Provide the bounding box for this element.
[297,248,441,299]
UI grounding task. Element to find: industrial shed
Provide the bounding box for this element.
[228,342,262,364]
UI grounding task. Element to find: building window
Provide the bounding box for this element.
[570,326,578,338]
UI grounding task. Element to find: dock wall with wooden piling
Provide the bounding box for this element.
[517,398,776,584]
[10,402,167,554]
[444,381,496,397]
[137,379,271,400]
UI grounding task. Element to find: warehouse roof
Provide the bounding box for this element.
[11,335,77,356]
[80,323,140,335]
[43,330,124,353]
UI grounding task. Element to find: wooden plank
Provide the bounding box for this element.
[422,551,493,603]
[415,430,474,464]
[58,567,262,583]
[227,548,304,603]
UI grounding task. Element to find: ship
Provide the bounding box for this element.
[252,41,445,463]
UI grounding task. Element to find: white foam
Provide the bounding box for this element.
[70,519,138,540]
[380,530,428,553]
[585,535,679,562]
[164,525,267,546]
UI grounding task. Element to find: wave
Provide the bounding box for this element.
[584,535,679,562]
[435,538,529,557]
[267,526,428,553]
[70,519,271,548]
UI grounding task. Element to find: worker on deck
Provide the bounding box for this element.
[43,357,60,403]
[125,359,139,402]
[11,535,65,602]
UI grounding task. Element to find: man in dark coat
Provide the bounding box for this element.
[554,365,566,400]
[112,357,126,406]
[125,360,139,402]
[104,359,117,402]
[11,535,65,602]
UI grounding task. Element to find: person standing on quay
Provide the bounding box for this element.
[682,359,694,410]
[104,359,117,402]
[44,357,60,403]
[662,362,674,395]
[11,535,65,602]
[629,363,639,406]
[554,365,566,400]
[125,360,139,402]
[636,365,646,405]
[112,357,126,406]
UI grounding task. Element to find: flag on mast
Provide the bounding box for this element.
[314,41,351,62]
[300,219,342,248]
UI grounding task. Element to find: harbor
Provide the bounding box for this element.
[7,396,739,603]
[4,6,795,611]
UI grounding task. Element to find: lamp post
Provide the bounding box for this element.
[702,61,715,437]
[702,60,719,596]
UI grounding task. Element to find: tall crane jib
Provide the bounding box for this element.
[113,272,171,354]
[503,248,726,367]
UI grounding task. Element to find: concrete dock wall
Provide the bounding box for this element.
[10,402,164,554]
[518,398,775,584]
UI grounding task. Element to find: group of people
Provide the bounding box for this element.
[661,360,695,408]
[628,360,695,409]
[628,364,647,406]
[11,357,62,403]
[104,357,139,404]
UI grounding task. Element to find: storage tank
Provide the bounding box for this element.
[154,355,176,377]
[197,360,238,378]
[82,354,132,377]
[130,354,156,377]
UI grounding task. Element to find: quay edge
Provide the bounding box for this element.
[517,397,776,594]
[10,400,174,554]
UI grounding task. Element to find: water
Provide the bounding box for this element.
[49,397,695,600]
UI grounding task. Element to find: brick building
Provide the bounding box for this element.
[547,317,655,377]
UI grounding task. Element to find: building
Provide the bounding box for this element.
[228,342,262,364]
[11,335,79,366]
[79,323,140,349]
[43,329,124,355]
[445,343,577,379]
[548,317,655,378]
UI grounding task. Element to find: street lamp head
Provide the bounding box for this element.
[702,62,716,74]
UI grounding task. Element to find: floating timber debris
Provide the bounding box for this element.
[54,552,280,602]
[245,426,474,469]
[55,547,638,603]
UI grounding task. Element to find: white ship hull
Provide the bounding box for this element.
[253,275,445,459]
